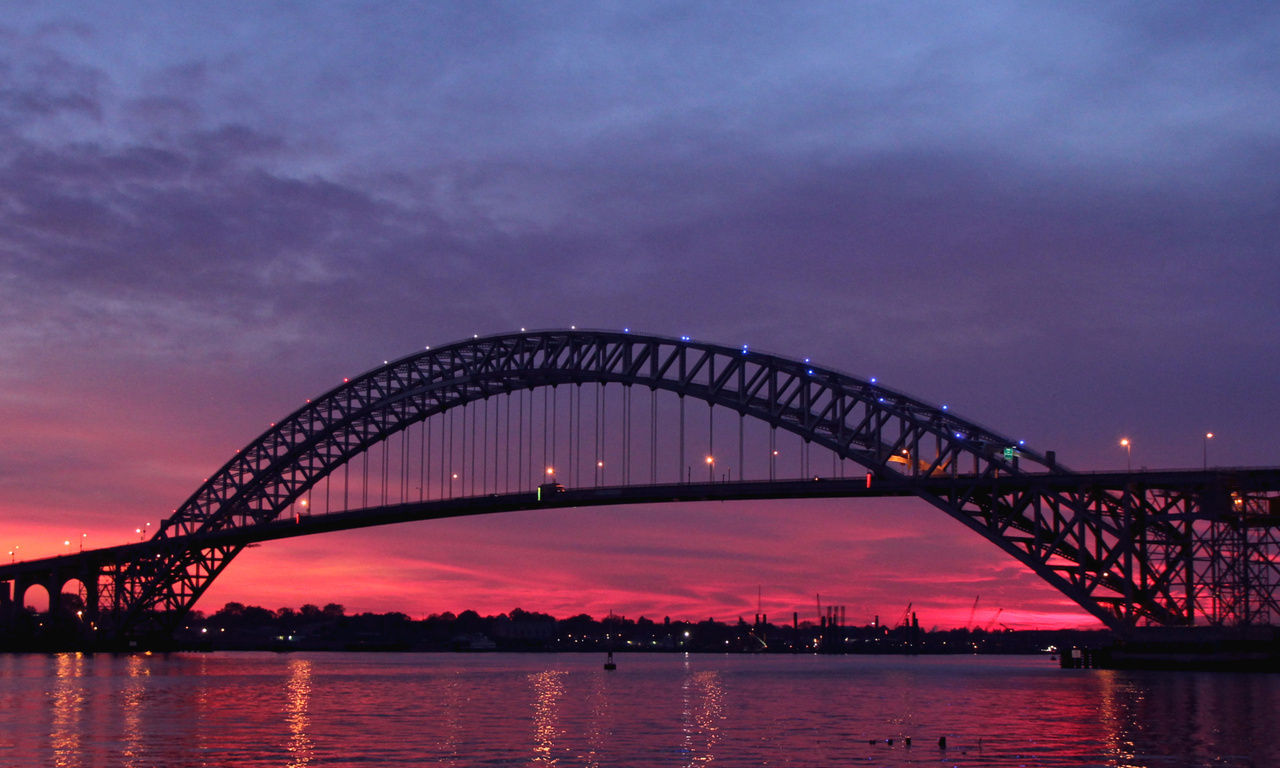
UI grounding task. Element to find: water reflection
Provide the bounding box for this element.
[284,658,313,767]
[4,654,1280,767]
[583,670,612,768]
[436,674,464,762]
[530,669,566,763]
[680,658,723,765]
[50,653,86,768]
[121,654,149,767]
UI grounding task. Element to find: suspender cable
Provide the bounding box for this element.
[567,385,573,486]
[594,384,601,487]
[679,395,685,483]
[708,401,714,482]
[517,388,524,490]
[651,388,657,485]
[576,384,583,488]
[601,384,607,484]
[739,412,744,483]
[527,387,534,489]
[506,394,512,494]
[543,387,549,483]
[623,385,630,485]
[769,426,776,481]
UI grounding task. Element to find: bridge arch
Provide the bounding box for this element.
[163,329,1048,536]
[84,330,1280,642]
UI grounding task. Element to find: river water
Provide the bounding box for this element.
[0,651,1276,767]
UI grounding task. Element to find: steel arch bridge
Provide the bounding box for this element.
[3,329,1280,647]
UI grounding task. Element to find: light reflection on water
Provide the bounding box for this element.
[0,652,1277,767]
[285,659,313,767]
[50,653,85,767]
[530,669,565,763]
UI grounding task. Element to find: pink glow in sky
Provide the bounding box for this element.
[3,4,1278,630]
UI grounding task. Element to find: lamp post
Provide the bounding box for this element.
[1120,439,1131,472]
[1204,432,1213,470]
[706,456,714,482]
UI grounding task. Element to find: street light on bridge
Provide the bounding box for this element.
[1120,439,1131,472]
[1204,432,1214,470]
[706,456,715,482]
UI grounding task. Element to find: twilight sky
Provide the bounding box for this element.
[2,2,1278,629]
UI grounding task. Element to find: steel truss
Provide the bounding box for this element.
[3,330,1278,642]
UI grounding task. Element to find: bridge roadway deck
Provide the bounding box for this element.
[3,468,1280,583]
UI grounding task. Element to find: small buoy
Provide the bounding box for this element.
[887,738,893,746]
[938,736,947,749]
[603,651,616,670]
[904,737,911,747]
